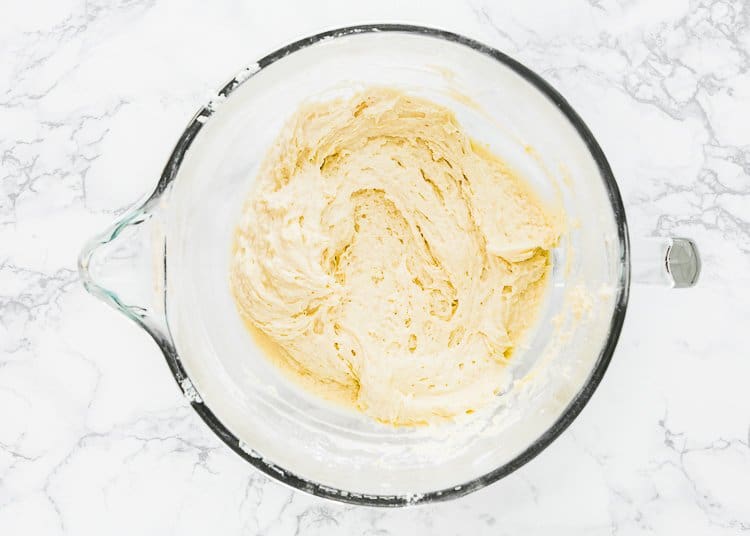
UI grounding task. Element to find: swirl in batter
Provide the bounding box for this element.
[231,88,560,425]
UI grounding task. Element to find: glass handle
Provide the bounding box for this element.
[77,203,170,340]
[631,237,701,288]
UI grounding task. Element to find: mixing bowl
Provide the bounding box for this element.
[79,24,700,506]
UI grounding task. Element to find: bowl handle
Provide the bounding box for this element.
[631,237,701,288]
[78,200,171,342]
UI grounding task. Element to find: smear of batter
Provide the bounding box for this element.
[231,88,560,425]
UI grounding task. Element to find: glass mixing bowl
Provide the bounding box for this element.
[79,25,700,506]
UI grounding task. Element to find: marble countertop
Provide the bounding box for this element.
[2,0,749,534]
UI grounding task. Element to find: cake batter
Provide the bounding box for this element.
[231,88,560,425]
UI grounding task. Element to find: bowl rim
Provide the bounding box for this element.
[151,23,630,506]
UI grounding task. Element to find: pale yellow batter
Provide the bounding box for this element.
[231,88,560,425]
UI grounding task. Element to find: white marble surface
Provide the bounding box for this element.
[1,0,749,533]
